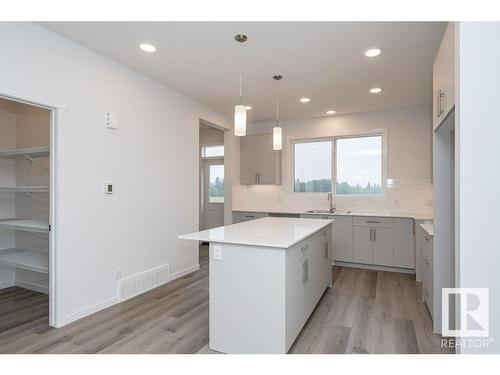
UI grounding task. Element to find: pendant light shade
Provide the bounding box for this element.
[273,126,282,150]
[234,104,247,136]
[273,74,283,150]
[234,34,248,137]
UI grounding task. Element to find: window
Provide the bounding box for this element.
[294,141,332,192]
[335,135,382,195]
[202,145,224,158]
[293,134,384,196]
[209,164,224,203]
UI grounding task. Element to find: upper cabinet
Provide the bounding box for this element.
[240,134,282,185]
[433,22,455,131]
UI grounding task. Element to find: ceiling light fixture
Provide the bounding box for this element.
[369,87,383,94]
[300,97,311,103]
[326,110,336,115]
[139,43,156,52]
[246,106,252,110]
[365,47,382,57]
[273,75,283,151]
[234,34,248,137]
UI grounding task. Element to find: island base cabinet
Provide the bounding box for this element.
[209,225,332,354]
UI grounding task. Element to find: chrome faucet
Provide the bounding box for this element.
[327,192,336,213]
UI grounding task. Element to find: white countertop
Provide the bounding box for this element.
[420,223,434,236]
[233,208,432,221]
[178,217,334,249]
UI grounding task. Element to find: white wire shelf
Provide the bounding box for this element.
[0,249,49,273]
[0,218,49,233]
[0,147,49,158]
[0,186,49,193]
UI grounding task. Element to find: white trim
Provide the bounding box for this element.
[289,129,388,199]
[0,280,15,289]
[62,295,120,327]
[170,264,200,280]
[0,92,66,328]
[15,279,49,294]
[335,261,415,274]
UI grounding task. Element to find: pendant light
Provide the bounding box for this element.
[273,74,283,150]
[234,34,248,136]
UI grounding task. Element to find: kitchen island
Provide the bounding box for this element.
[178,217,334,354]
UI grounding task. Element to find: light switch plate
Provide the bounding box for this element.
[213,245,222,260]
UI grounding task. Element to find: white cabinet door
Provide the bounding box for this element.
[285,258,305,349]
[433,22,455,130]
[257,135,280,184]
[394,218,415,269]
[240,135,259,184]
[332,215,353,262]
[353,226,372,264]
[372,227,394,266]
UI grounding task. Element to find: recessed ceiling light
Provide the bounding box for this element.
[326,110,336,115]
[365,48,382,57]
[369,87,383,94]
[140,43,156,52]
[300,98,311,103]
[246,106,252,110]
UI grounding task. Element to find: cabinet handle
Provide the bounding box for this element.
[369,228,373,241]
[257,172,260,184]
[301,244,310,252]
[302,259,308,283]
[366,220,380,224]
[245,215,255,218]
[424,236,429,241]
[324,243,328,259]
[373,228,376,241]
[437,89,445,117]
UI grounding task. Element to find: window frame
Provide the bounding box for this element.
[290,129,387,199]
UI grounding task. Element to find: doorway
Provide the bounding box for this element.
[199,121,225,231]
[0,96,53,331]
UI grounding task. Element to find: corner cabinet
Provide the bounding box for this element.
[240,134,281,185]
[433,22,455,131]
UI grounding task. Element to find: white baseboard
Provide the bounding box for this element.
[60,262,200,327]
[63,295,120,326]
[334,261,416,274]
[170,264,200,280]
[15,279,49,294]
[0,279,15,289]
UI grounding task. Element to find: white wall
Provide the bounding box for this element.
[0,22,230,325]
[234,106,433,216]
[456,22,500,353]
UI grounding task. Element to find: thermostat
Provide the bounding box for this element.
[103,182,114,195]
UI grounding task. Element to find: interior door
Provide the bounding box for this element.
[203,158,224,230]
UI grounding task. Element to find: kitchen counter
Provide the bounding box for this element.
[420,223,434,236]
[178,217,333,353]
[233,208,432,221]
[178,216,333,248]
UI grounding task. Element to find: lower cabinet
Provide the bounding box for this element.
[422,233,434,318]
[285,226,331,350]
[372,227,394,266]
[353,226,373,264]
[332,215,354,262]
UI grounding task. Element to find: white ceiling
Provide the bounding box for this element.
[39,22,446,123]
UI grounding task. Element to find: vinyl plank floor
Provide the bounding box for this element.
[0,246,453,354]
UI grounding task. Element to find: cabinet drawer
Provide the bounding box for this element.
[233,211,269,223]
[286,228,328,269]
[354,216,394,228]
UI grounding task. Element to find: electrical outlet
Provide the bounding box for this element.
[105,110,118,129]
[213,245,222,260]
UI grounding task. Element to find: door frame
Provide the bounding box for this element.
[0,91,67,328]
[201,157,224,230]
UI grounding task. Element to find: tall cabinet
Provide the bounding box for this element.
[0,98,50,294]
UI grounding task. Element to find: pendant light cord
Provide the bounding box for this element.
[239,43,243,104]
[276,79,279,126]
